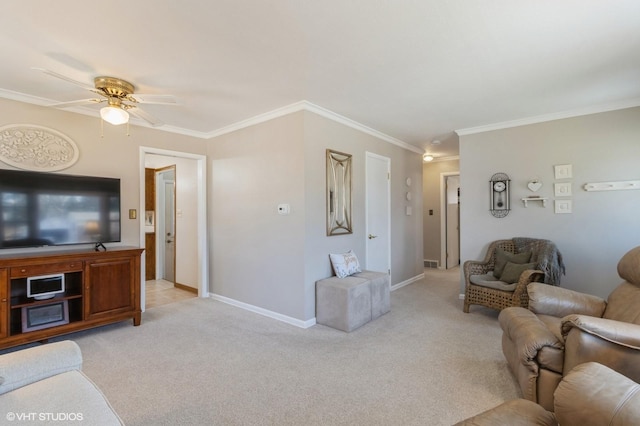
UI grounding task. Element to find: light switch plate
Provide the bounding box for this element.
[277,204,290,215]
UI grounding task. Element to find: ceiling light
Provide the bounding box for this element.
[423,154,434,162]
[100,106,129,125]
[100,98,129,125]
[431,140,441,145]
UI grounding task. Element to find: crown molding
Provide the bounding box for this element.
[0,89,422,154]
[204,101,308,139]
[455,98,640,136]
[301,101,424,154]
[0,88,51,106]
[204,100,424,154]
[429,155,459,163]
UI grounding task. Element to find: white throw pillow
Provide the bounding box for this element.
[329,250,362,278]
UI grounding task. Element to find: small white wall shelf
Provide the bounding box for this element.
[521,197,548,207]
[583,180,640,192]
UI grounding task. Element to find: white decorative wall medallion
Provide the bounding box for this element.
[0,124,79,171]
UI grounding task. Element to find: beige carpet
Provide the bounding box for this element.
[8,268,521,425]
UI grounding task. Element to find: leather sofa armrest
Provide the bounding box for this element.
[554,362,640,425]
[528,282,606,317]
[561,315,640,349]
[499,307,564,372]
[0,341,82,395]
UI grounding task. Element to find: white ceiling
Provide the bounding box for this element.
[1,1,639,158]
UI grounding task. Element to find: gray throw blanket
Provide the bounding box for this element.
[512,237,566,286]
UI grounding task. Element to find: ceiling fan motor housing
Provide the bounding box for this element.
[94,76,135,98]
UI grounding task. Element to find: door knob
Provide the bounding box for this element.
[368,234,378,239]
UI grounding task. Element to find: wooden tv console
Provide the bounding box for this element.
[0,246,143,350]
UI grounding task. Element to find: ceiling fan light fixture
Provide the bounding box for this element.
[100,105,129,125]
[423,154,434,162]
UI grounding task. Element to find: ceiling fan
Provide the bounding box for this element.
[33,67,178,127]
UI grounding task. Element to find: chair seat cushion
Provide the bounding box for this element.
[470,273,517,291]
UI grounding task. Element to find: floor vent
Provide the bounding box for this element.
[424,260,439,269]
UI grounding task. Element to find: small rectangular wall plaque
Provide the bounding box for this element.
[554,182,572,197]
[554,164,573,179]
[554,200,572,214]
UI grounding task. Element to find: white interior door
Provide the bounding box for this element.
[163,178,176,281]
[156,167,176,282]
[365,152,390,275]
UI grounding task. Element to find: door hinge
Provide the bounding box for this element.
[387,172,390,180]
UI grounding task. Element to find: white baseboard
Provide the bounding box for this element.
[208,293,316,329]
[391,273,425,291]
[209,273,426,328]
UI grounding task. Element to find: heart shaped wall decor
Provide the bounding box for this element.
[528,181,542,192]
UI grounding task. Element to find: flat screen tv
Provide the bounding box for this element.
[0,169,121,249]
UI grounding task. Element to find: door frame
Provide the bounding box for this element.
[139,147,208,310]
[439,171,460,269]
[365,151,391,278]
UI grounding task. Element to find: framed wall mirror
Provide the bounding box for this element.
[326,149,352,236]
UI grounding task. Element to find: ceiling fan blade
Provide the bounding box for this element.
[47,98,104,108]
[32,67,94,91]
[131,94,179,105]
[128,106,163,127]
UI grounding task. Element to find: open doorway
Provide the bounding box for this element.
[440,172,460,269]
[139,147,208,310]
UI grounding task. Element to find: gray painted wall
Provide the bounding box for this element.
[302,111,424,320]
[0,98,424,323]
[207,110,424,322]
[459,107,640,299]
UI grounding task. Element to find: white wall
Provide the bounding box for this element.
[459,107,640,298]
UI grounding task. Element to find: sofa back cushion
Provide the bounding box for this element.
[603,282,640,324]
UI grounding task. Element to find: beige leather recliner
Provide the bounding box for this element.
[455,362,640,426]
[498,245,640,411]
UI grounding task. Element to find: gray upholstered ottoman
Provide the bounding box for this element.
[353,271,390,319]
[316,270,390,332]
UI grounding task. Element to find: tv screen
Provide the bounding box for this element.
[0,169,121,249]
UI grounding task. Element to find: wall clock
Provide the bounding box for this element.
[489,172,510,218]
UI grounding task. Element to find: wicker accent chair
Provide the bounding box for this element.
[463,239,546,313]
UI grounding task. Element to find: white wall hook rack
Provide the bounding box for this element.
[583,180,640,192]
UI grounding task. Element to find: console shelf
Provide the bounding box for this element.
[0,247,143,350]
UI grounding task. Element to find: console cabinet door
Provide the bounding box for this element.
[0,268,7,338]
[85,256,137,320]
